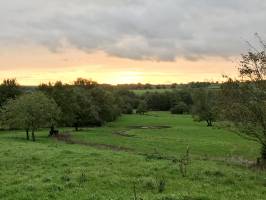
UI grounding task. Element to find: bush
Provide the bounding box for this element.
[136,101,148,114]
[122,104,133,114]
[170,102,189,114]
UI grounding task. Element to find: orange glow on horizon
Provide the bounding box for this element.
[0,46,239,85]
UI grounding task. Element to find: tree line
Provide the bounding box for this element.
[0,78,139,141]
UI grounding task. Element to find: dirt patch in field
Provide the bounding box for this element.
[54,133,133,152]
[128,125,171,129]
[54,133,256,168]
[112,130,135,137]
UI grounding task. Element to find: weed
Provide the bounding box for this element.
[178,145,191,177]
[156,177,166,193]
[78,171,87,185]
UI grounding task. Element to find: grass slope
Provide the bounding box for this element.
[0,112,265,200]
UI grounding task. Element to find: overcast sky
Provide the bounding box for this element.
[0,0,265,84]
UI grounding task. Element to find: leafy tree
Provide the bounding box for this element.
[178,90,193,106]
[171,102,189,114]
[89,87,121,122]
[39,82,80,127]
[136,101,148,115]
[74,77,98,89]
[141,90,193,112]
[0,78,21,106]
[0,92,60,141]
[122,103,133,114]
[144,92,172,111]
[39,82,121,129]
[221,35,266,163]
[192,89,218,126]
[114,89,139,110]
[72,87,101,130]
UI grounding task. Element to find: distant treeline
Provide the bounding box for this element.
[115,81,220,90]
[0,78,219,131]
[1,77,263,129]
[18,81,220,93]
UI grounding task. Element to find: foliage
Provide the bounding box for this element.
[72,87,102,130]
[122,103,134,114]
[170,102,189,114]
[39,81,80,127]
[39,80,121,129]
[192,89,218,126]
[220,37,266,162]
[0,78,21,106]
[145,92,172,111]
[0,92,60,141]
[136,101,148,114]
[140,90,193,112]
[114,89,139,113]
[74,77,98,89]
[90,87,121,122]
[178,145,191,177]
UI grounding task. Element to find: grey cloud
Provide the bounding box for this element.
[0,0,265,61]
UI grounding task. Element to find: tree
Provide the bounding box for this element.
[39,81,122,129]
[136,101,148,115]
[171,102,189,114]
[0,78,21,106]
[114,89,139,111]
[122,103,133,114]
[0,92,60,141]
[74,77,98,89]
[192,89,218,126]
[144,92,172,111]
[220,34,266,163]
[89,87,121,123]
[71,87,102,130]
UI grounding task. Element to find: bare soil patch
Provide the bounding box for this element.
[54,133,134,152]
[112,130,135,137]
[128,125,171,129]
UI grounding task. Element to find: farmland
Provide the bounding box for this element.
[0,112,265,200]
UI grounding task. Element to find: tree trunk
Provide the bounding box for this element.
[207,120,212,127]
[49,125,54,136]
[26,129,29,140]
[31,130,36,142]
[261,145,266,162]
[74,122,78,131]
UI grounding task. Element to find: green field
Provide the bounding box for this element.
[0,112,265,200]
[131,89,174,95]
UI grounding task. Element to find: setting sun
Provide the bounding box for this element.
[110,72,143,84]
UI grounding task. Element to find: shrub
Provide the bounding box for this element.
[170,102,189,114]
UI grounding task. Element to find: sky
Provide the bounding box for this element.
[0,0,266,85]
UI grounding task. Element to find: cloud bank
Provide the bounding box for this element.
[0,0,265,61]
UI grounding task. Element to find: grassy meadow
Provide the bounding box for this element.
[131,89,175,95]
[0,112,265,200]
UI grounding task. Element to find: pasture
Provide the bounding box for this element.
[0,112,265,200]
[131,89,175,95]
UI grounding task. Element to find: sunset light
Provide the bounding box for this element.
[0,1,265,199]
